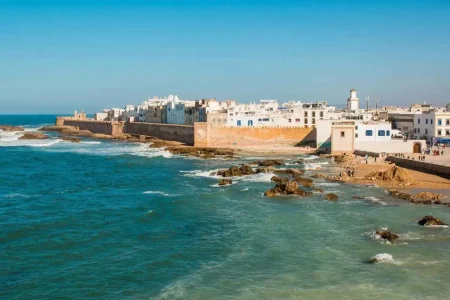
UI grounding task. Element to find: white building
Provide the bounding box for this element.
[414,109,450,141]
[346,88,359,112]
[166,101,186,124]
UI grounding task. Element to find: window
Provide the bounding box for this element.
[304,112,308,117]
[425,129,428,134]
[447,120,450,126]
[418,128,420,133]
[288,119,292,123]
[258,118,262,121]
[312,112,316,117]
[378,130,386,136]
[431,119,433,124]
[295,118,300,122]
[438,119,442,125]
[355,126,358,130]
[386,130,390,136]
[248,120,253,126]
[320,111,324,118]
[263,118,269,121]
[438,130,442,136]
[340,131,345,137]
[426,119,428,124]
[365,130,373,136]
[418,118,420,124]
[312,118,316,124]
[446,130,450,136]
[355,133,359,138]
[237,120,241,126]
[304,118,308,124]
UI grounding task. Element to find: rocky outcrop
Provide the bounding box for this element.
[366,166,414,185]
[324,193,338,201]
[352,196,364,199]
[255,167,275,174]
[414,192,444,201]
[19,132,49,140]
[333,155,354,165]
[0,125,24,132]
[273,168,304,177]
[166,146,234,159]
[271,176,286,183]
[375,230,398,243]
[417,216,448,227]
[217,165,254,177]
[252,159,285,167]
[218,179,232,186]
[313,187,324,193]
[293,177,314,187]
[61,136,81,143]
[311,173,327,178]
[389,190,444,205]
[264,180,312,197]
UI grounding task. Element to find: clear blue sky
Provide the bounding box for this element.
[1,0,449,114]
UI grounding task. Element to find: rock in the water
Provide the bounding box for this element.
[333,155,354,165]
[0,125,24,132]
[352,196,364,199]
[295,159,306,164]
[414,192,444,201]
[264,180,312,197]
[375,230,398,243]
[255,166,275,174]
[19,132,49,140]
[368,253,394,264]
[313,187,324,193]
[311,173,327,178]
[324,193,338,201]
[273,168,304,177]
[271,176,285,183]
[417,216,448,227]
[252,159,285,167]
[388,190,413,201]
[293,177,314,187]
[217,164,254,177]
[61,136,81,143]
[218,179,232,186]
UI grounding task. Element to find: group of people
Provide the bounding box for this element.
[344,166,356,177]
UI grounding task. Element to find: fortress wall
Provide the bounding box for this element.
[62,119,123,136]
[194,123,316,147]
[124,122,194,145]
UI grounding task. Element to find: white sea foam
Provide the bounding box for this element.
[426,225,449,228]
[181,169,221,178]
[316,182,340,187]
[370,253,394,264]
[240,188,249,191]
[364,196,387,205]
[81,141,102,145]
[143,191,180,197]
[240,172,275,183]
[303,163,322,170]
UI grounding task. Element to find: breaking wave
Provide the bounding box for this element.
[143,191,180,197]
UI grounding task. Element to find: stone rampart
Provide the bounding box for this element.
[62,119,124,136]
[124,122,194,145]
[385,156,450,179]
[194,123,316,147]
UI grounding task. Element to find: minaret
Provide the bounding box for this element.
[347,88,359,112]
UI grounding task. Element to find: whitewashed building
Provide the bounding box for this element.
[414,109,450,141]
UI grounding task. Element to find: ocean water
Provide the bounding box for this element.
[1,115,450,300]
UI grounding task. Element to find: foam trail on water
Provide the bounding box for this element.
[143,191,180,197]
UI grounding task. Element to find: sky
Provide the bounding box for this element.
[1,0,449,114]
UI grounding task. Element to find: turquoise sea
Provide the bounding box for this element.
[1,115,450,299]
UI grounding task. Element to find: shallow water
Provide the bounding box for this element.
[1,116,450,299]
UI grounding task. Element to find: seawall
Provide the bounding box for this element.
[385,156,450,179]
[124,122,194,145]
[62,119,124,136]
[194,123,316,147]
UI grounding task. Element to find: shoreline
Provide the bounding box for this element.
[20,124,450,192]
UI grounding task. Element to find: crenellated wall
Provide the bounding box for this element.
[194,123,316,147]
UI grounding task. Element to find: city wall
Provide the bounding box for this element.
[123,122,194,145]
[385,156,450,179]
[194,123,316,147]
[62,119,124,136]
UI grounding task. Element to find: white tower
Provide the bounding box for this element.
[346,88,359,112]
